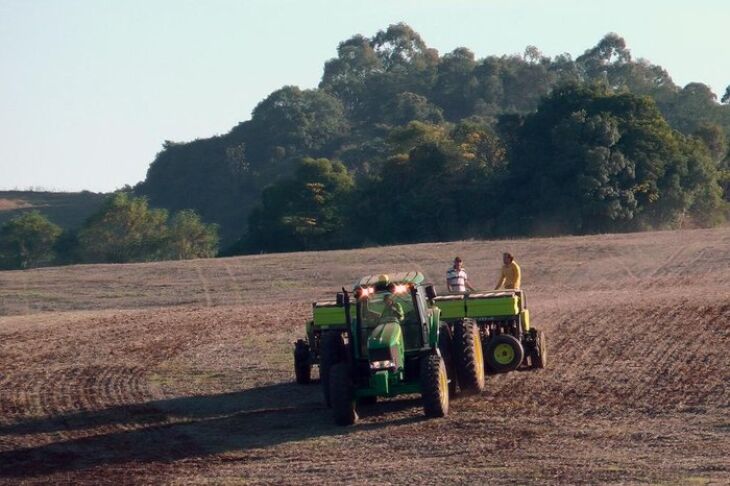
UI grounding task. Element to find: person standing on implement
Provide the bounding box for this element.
[446,256,476,293]
[495,252,521,290]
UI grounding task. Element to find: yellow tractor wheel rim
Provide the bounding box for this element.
[494,343,515,365]
[475,336,485,382]
[439,364,448,407]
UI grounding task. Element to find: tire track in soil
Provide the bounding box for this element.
[1,366,151,434]
[477,299,729,418]
[649,243,689,280]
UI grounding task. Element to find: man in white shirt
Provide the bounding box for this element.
[446,256,476,293]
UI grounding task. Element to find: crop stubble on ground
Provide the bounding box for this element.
[0,227,728,484]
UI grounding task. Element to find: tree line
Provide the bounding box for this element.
[4,24,728,268]
[135,24,730,253]
[0,193,218,270]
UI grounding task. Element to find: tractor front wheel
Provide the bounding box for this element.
[320,331,346,407]
[438,323,458,397]
[330,363,358,426]
[420,354,449,418]
[453,319,486,394]
[485,334,524,373]
[293,339,312,384]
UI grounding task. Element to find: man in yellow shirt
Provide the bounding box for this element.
[495,252,521,290]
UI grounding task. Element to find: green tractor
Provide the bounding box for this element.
[294,272,485,425]
[434,290,546,374]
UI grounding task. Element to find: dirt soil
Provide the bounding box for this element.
[0,199,33,211]
[1,227,729,485]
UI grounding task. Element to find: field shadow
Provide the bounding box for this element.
[0,382,423,478]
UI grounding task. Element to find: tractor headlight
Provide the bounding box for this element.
[370,360,395,370]
[393,284,408,294]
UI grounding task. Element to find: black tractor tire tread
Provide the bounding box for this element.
[533,329,547,369]
[330,363,357,426]
[358,395,377,406]
[420,354,449,418]
[320,331,346,407]
[453,319,486,394]
[293,340,312,384]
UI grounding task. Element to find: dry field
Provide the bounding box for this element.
[1,228,729,485]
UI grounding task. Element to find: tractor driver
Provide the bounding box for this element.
[380,292,404,324]
[363,291,404,325]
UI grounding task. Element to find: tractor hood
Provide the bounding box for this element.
[367,321,405,371]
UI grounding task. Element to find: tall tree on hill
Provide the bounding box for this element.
[320,34,383,116]
[664,83,721,134]
[246,158,355,252]
[504,84,725,234]
[432,47,478,120]
[166,210,219,260]
[0,211,62,270]
[133,24,730,252]
[245,86,349,163]
[78,193,169,263]
[359,121,508,243]
[138,137,254,246]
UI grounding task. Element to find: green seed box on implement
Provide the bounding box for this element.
[434,290,546,374]
[293,271,502,426]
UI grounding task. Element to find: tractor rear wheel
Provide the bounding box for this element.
[438,323,458,397]
[320,331,346,407]
[358,395,377,406]
[485,334,524,373]
[453,319,486,394]
[531,329,547,369]
[420,354,449,418]
[330,363,357,426]
[293,339,312,384]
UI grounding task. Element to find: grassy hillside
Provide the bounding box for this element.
[0,190,107,230]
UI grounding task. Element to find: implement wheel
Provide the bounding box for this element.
[485,334,524,373]
[453,319,486,394]
[320,331,346,407]
[293,339,312,384]
[531,329,547,369]
[330,363,357,426]
[420,354,449,418]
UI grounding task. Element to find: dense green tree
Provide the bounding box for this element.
[246,158,355,252]
[78,193,169,263]
[693,123,728,163]
[505,84,725,234]
[386,92,444,126]
[320,34,383,116]
[664,83,720,134]
[245,86,349,162]
[166,210,219,259]
[0,211,62,269]
[138,137,255,246]
[432,47,478,119]
[52,230,81,265]
[131,24,730,253]
[358,120,507,243]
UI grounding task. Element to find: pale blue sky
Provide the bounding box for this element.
[1,0,728,192]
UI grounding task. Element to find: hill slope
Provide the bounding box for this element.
[0,190,107,230]
[0,227,728,484]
